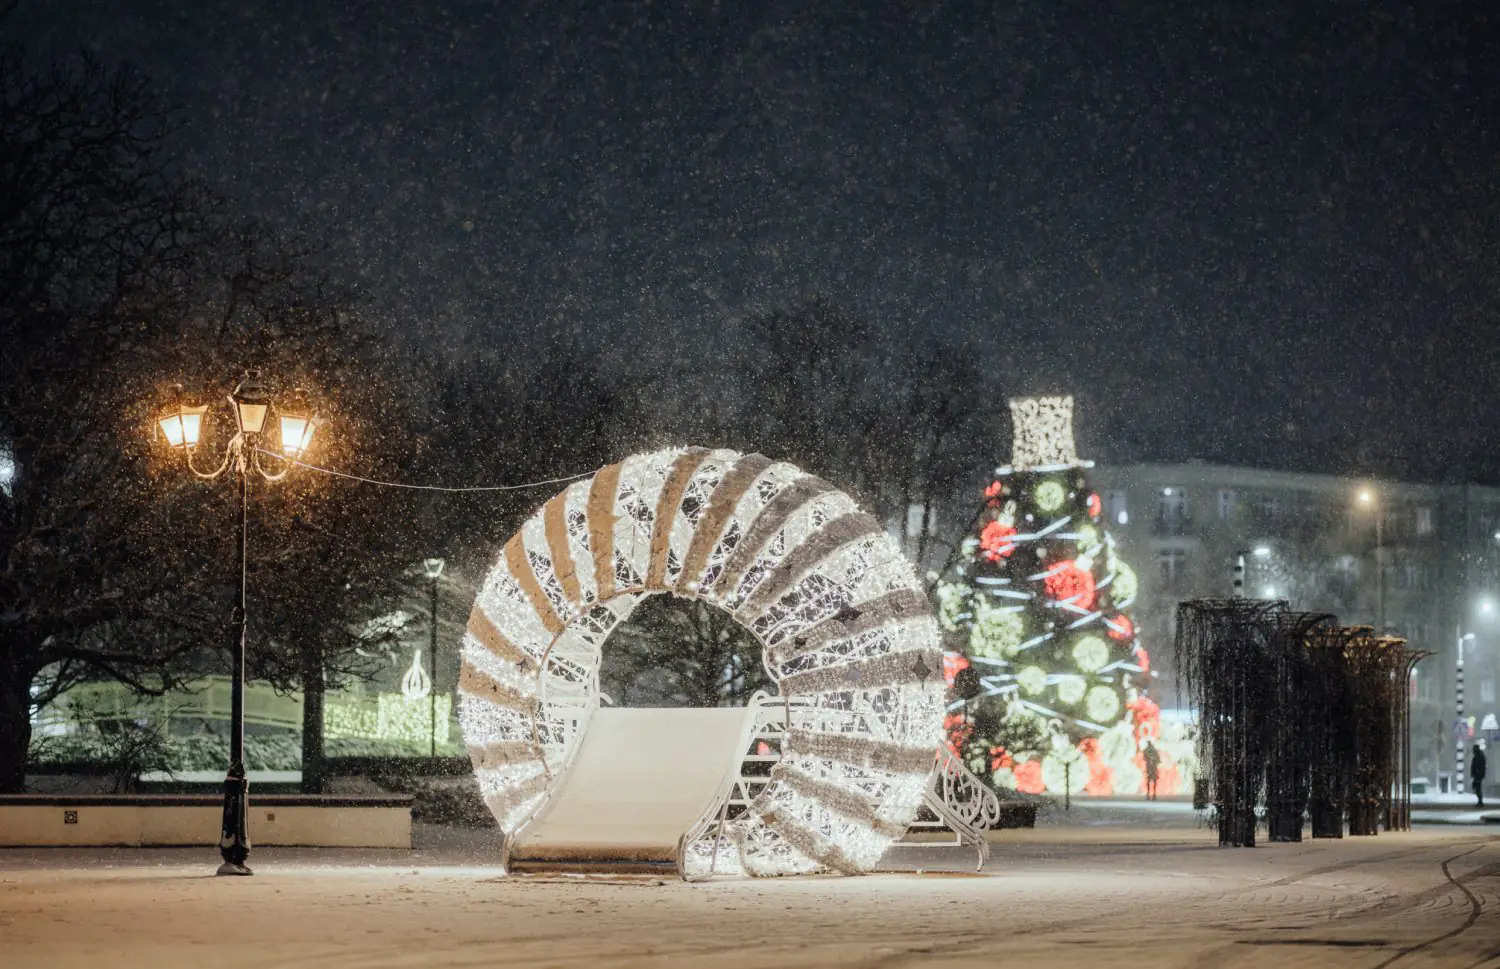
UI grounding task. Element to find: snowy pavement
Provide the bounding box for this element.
[2,824,1498,968]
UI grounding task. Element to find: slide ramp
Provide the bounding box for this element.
[506,707,751,874]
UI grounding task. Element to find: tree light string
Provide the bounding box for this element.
[253,448,597,492]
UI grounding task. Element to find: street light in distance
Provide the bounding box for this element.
[1353,487,1385,634]
[423,557,446,758]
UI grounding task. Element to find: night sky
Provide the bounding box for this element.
[9,1,1498,481]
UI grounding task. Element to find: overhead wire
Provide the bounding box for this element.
[254,448,596,493]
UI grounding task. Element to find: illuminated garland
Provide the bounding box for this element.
[458,447,945,876]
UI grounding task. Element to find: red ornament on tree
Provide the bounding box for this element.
[1044,560,1097,609]
[984,480,1005,505]
[1106,614,1135,642]
[1087,492,1102,520]
[943,712,973,756]
[980,520,1018,561]
[943,652,971,687]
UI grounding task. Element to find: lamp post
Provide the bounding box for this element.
[1457,629,1474,795]
[423,557,445,758]
[1357,488,1385,634]
[156,373,322,876]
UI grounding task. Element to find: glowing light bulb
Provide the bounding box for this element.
[402,650,432,701]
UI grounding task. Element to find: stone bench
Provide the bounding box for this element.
[0,794,413,849]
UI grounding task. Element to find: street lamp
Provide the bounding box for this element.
[1456,630,1476,794]
[1355,487,1385,634]
[155,373,322,876]
[1232,545,1275,598]
[423,557,445,758]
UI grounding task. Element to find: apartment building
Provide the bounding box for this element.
[1090,462,1500,792]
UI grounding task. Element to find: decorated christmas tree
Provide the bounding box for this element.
[938,396,1185,797]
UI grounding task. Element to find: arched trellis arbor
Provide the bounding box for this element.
[458,447,946,877]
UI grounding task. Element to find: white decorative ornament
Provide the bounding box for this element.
[401,650,432,701]
[1034,479,1067,512]
[1041,749,1087,794]
[1055,674,1086,706]
[457,447,945,877]
[1072,635,1109,673]
[1085,685,1122,724]
[1016,665,1047,696]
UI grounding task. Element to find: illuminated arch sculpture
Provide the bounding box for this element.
[458,447,946,877]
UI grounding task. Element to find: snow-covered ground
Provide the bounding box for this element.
[2,822,1496,968]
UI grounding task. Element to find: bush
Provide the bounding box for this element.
[31,725,463,775]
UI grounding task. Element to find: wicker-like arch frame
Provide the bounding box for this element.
[458,447,945,877]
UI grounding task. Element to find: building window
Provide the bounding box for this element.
[903,503,935,542]
[1106,490,1128,526]
[1415,506,1433,536]
[1217,489,1235,521]
[1157,488,1187,535]
[1158,548,1188,589]
[1482,678,1496,704]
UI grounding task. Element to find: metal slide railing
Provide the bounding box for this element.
[683,693,999,874]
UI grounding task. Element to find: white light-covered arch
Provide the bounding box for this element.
[458,447,945,876]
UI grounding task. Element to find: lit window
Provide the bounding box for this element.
[1158,548,1188,588]
[1105,490,1128,525]
[1416,507,1433,536]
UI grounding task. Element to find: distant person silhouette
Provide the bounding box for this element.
[1472,745,1487,809]
[1143,741,1161,801]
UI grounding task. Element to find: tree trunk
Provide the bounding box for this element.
[300,645,327,794]
[0,659,34,793]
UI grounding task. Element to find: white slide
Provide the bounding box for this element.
[506,707,752,873]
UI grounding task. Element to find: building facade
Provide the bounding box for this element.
[1089,461,1500,793]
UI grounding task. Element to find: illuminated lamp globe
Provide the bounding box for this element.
[273,387,320,456]
[231,372,271,435]
[279,413,323,456]
[1055,675,1086,705]
[157,396,209,449]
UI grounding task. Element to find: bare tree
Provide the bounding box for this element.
[0,46,218,791]
[601,596,770,708]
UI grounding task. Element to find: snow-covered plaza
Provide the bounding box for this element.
[3,821,1496,968]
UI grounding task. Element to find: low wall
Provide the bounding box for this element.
[0,794,412,849]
